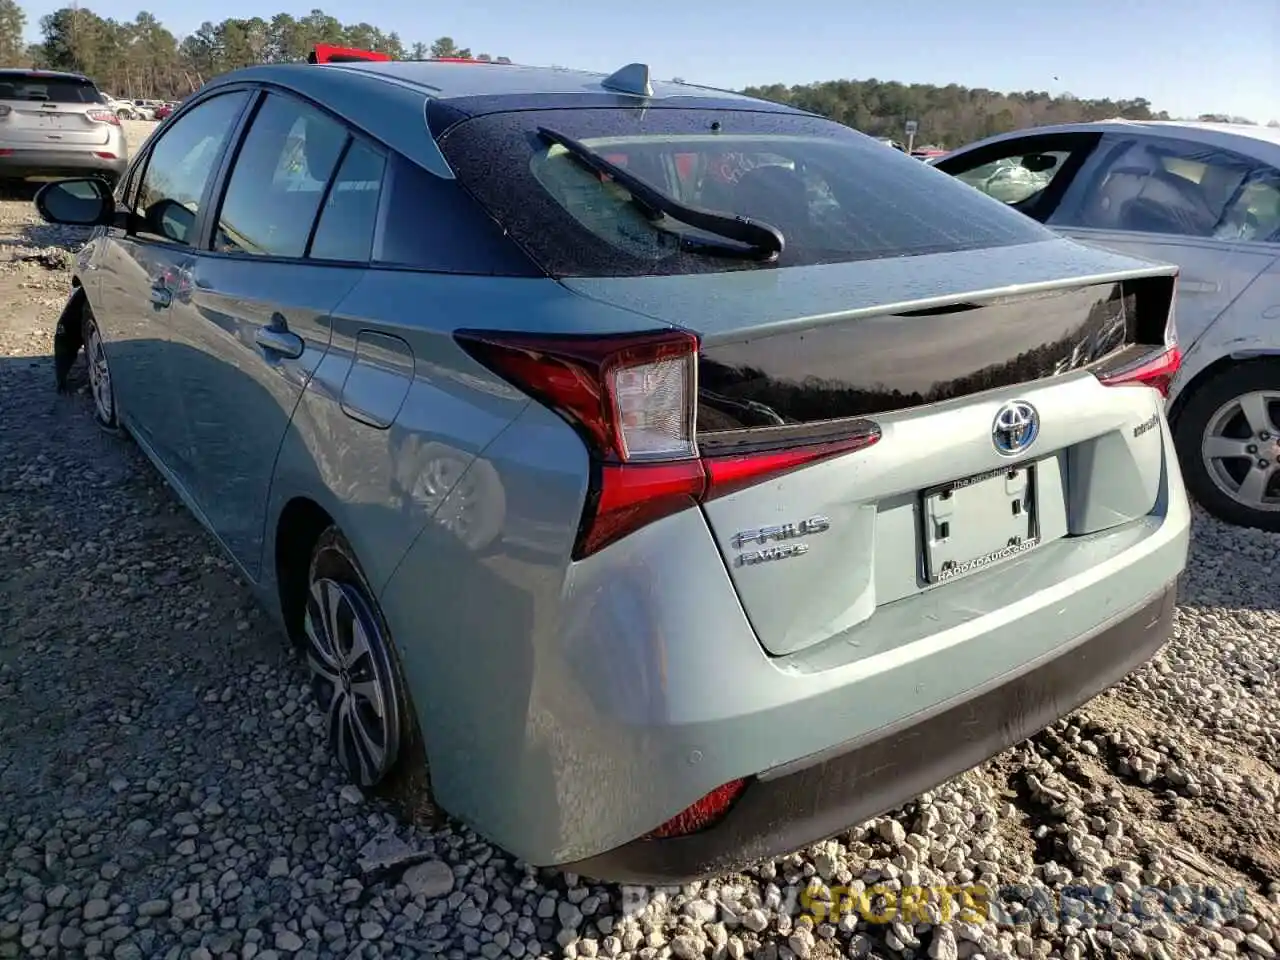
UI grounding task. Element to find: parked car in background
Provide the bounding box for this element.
[129,99,159,120]
[935,121,1280,531]
[153,102,175,121]
[100,93,136,119]
[34,53,1188,882]
[0,69,127,186]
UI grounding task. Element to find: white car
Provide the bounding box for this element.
[935,120,1280,531]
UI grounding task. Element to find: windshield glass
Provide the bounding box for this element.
[0,72,102,104]
[435,107,1054,278]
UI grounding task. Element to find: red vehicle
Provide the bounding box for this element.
[153,102,176,121]
[308,44,393,64]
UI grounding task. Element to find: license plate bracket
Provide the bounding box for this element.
[921,462,1040,584]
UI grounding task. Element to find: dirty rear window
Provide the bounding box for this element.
[435,107,1054,278]
[0,72,102,104]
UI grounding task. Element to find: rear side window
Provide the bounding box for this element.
[1053,135,1280,242]
[372,152,542,276]
[0,71,102,104]
[309,139,387,262]
[435,107,1055,278]
[213,93,348,259]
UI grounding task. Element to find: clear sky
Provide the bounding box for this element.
[21,0,1280,123]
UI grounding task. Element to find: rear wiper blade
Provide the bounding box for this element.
[536,126,784,262]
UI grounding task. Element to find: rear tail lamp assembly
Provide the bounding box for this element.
[1096,343,1181,397]
[1095,275,1181,397]
[86,109,121,126]
[454,328,880,559]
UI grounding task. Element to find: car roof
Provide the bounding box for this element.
[0,68,92,82]
[296,59,770,106]
[198,58,813,178]
[950,118,1280,165]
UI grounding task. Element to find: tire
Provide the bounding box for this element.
[1172,360,1280,532]
[81,304,119,432]
[303,526,429,799]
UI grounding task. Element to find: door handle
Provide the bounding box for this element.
[255,325,305,360]
[149,283,172,308]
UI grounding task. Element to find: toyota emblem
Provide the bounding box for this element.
[992,400,1040,456]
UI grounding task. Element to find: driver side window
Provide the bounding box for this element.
[130,91,249,246]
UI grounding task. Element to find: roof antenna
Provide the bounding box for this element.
[601,63,654,98]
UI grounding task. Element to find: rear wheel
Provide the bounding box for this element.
[303,526,426,794]
[82,305,118,431]
[1173,361,1280,532]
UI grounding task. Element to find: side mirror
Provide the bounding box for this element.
[34,178,115,226]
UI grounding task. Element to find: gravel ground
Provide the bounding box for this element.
[2,120,1280,960]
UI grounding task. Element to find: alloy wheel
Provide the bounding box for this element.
[84,322,115,425]
[1200,390,1280,513]
[303,576,402,787]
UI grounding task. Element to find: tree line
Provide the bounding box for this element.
[0,0,510,99]
[0,0,1268,145]
[742,82,1275,150]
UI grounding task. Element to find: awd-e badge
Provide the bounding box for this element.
[731,516,830,566]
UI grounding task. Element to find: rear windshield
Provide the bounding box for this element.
[435,107,1055,278]
[0,72,102,104]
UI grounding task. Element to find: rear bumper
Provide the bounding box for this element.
[563,580,1177,883]
[0,150,127,181]
[377,393,1190,878]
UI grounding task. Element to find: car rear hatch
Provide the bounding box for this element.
[431,104,1180,658]
[561,237,1179,656]
[0,72,112,147]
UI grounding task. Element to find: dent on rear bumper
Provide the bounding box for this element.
[379,408,1191,870]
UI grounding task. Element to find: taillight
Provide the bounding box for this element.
[87,109,121,126]
[644,779,748,839]
[1097,344,1182,397]
[454,329,881,559]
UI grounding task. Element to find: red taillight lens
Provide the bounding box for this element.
[644,779,748,839]
[87,109,121,126]
[1097,344,1182,398]
[454,329,881,559]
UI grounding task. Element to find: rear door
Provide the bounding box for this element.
[174,89,385,576]
[1043,133,1280,349]
[0,71,112,147]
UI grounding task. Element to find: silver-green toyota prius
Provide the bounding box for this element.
[36,50,1190,882]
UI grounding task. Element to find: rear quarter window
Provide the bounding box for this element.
[435,107,1055,278]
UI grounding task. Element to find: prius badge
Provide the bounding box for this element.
[992,400,1039,457]
[732,516,830,567]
